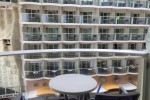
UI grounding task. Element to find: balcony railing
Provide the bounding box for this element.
[63,34,78,41]
[99,34,114,41]
[80,52,96,57]
[63,0,77,4]
[22,0,40,2]
[128,65,138,73]
[99,52,113,57]
[115,34,130,41]
[63,68,77,74]
[63,52,78,58]
[43,0,60,3]
[21,14,150,25]
[23,33,42,41]
[61,15,79,23]
[20,0,150,9]
[131,34,145,40]
[97,67,113,74]
[80,34,97,41]
[44,70,61,78]
[24,53,43,59]
[45,53,61,58]
[25,71,43,79]
[0,0,17,3]
[22,13,41,22]
[44,34,61,41]
[42,14,61,23]
[79,68,95,75]
[113,66,127,74]
[80,15,99,24]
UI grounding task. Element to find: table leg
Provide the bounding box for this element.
[64,94,68,100]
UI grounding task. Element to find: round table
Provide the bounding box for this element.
[50,74,97,100]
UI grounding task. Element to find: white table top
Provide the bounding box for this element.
[50,74,97,95]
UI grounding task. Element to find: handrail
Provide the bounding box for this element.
[0,49,148,56]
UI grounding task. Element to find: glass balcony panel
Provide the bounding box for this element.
[63,69,77,74]
[81,0,94,5]
[116,16,131,24]
[63,52,78,58]
[63,34,78,41]
[132,17,146,24]
[43,0,60,3]
[97,67,112,74]
[100,34,114,41]
[45,53,61,58]
[116,0,128,7]
[116,34,130,40]
[25,71,43,79]
[128,65,138,73]
[80,16,98,24]
[22,13,41,22]
[80,52,96,57]
[44,34,61,41]
[79,68,95,75]
[114,66,127,74]
[23,0,39,2]
[131,34,145,40]
[42,14,60,23]
[24,53,42,59]
[100,0,114,6]
[44,70,61,78]
[23,33,42,41]
[62,15,79,23]
[99,52,113,57]
[80,34,97,41]
[63,0,77,4]
[99,16,115,24]
[115,53,128,56]
[133,1,146,8]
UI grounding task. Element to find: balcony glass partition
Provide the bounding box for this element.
[99,34,114,41]
[81,0,94,5]
[79,61,95,75]
[115,34,130,41]
[25,62,43,78]
[63,61,76,74]
[99,16,115,24]
[62,15,79,23]
[80,34,97,41]
[45,53,61,58]
[127,59,139,73]
[132,1,147,8]
[44,34,61,41]
[80,52,96,57]
[63,34,78,41]
[23,33,42,41]
[63,52,78,58]
[132,17,146,24]
[100,0,114,6]
[23,0,39,2]
[43,14,60,23]
[63,0,77,4]
[131,34,145,40]
[43,0,60,3]
[80,15,98,24]
[24,9,40,22]
[25,53,43,59]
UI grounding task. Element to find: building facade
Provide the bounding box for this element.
[0,0,149,100]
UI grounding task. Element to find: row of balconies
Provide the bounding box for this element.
[22,14,150,25]
[20,0,150,9]
[25,66,138,79]
[23,52,143,59]
[23,33,145,41]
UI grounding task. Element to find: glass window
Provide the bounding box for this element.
[63,61,75,69]
[112,60,122,67]
[45,28,58,33]
[80,44,91,48]
[47,62,59,70]
[98,44,108,49]
[80,28,92,33]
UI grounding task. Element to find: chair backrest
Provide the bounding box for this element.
[95,92,140,100]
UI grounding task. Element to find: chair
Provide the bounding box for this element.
[94,87,140,100]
